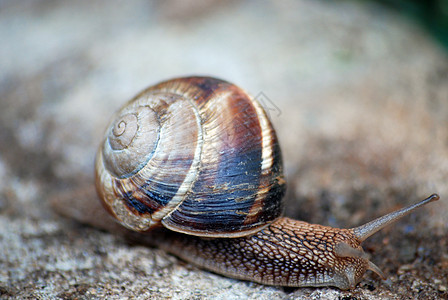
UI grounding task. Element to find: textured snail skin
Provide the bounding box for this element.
[152,218,367,289]
[92,76,440,290]
[134,194,439,290]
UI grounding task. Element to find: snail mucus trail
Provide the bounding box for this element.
[68,76,440,290]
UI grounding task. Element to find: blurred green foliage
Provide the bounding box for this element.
[378,0,448,51]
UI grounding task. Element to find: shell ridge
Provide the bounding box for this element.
[163,83,271,237]
[159,86,205,227]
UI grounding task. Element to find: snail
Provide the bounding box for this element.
[85,76,439,290]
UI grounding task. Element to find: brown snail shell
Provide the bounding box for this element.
[95,76,286,237]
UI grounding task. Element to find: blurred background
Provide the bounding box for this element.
[378,0,448,49]
[1,1,447,299]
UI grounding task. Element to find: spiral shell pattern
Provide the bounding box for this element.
[95,77,285,237]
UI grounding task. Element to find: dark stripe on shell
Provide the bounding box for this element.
[258,132,285,223]
[140,181,173,207]
[177,145,263,232]
[122,191,154,214]
[113,150,196,217]
[189,77,225,105]
[163,84,285,236]
[150,77,232,107]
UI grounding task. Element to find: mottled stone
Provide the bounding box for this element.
[1,0,447,299]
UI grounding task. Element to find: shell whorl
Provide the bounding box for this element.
[95,77,286,237]
[103,105,160,178]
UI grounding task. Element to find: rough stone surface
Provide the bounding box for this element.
[1,0,447,299]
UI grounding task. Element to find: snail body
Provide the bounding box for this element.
[94,76,439,290]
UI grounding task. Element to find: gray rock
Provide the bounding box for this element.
[1,1,447,299]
